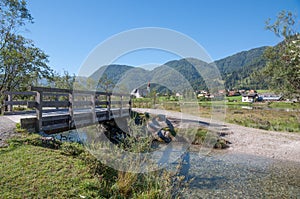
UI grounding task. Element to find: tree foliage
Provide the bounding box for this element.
[216,47,268,90]
[0,0,53,95]
[53,70,75,90]
[97,74,115,93]
[264,10,300,100]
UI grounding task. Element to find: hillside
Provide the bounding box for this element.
[90,64,134,83]
[214,46,268,89]
[215,46,267,74]
[89,46,269,93]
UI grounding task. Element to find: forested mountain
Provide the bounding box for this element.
[215,46,267,74]
[90,64,134,83]
[89,46,269,93]
[151,59,208,91]
[214,46,268,89]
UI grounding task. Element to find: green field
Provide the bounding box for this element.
[132,96,300,132]
[0,133,186,198]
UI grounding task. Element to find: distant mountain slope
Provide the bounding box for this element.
[160,58,207,91]
[88,46,270,92]
[215,46,267,74]
[90,64,134,83]
[215,46,268,89]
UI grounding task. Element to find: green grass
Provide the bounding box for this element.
[133,96,300,133]
[256,89,272,93]
[226,109,300,132]
[0,142,101,198]
[267,101,300,109]
[0,130,188,198]
[225,95,242,102]
[191,128,208,145]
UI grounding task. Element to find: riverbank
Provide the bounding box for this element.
[1,109,299,198]
[134,108,300,163]
[224,123,300,163]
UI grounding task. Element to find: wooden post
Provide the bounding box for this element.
[120,95,123,117]
[84,96,87,108]
[36,91,43,132]
[7,92,13,112]
[69,92,74,128]
[91,94,96,123]
[55,94,59,110]
[129,95,132,115]
[107,94,111,120]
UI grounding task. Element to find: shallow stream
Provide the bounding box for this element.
[51,130,300,198]
[180,150,300,198]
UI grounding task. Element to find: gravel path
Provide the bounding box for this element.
[134,108,300,163]
[0,116,17,147]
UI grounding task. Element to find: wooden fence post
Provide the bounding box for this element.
[36,91,43,132]
[120,95,123,117]
[129,95,132,115]
[107,94,111,120]
[69,92,74,128]
[7,92,13,112]
[91,94,96,123]
[55,94,59,110]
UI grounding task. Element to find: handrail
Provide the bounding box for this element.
[3,86,132,132]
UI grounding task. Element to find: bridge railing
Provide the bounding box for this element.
[3,91,36,112]
[3,86,132,132]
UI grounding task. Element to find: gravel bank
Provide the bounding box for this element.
[134,108,300,163]
[0,116,17,147]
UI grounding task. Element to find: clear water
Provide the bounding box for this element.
[50,130,300,198]
[180,151,300,198]
[50,130,83,143]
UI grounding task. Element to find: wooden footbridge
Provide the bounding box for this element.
[3,86,131,134]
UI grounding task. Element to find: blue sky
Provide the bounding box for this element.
[24,0,299,76]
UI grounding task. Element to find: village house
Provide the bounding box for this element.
[131,88,149,98]
[218,89,226,95]
[242,93,258,103]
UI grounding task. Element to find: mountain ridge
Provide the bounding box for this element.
[87,45,269,92]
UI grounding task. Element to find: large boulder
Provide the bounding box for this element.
[146,114,176,143]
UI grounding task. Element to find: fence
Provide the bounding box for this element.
[3,86,131,133]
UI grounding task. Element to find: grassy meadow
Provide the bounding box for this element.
[132,96,300,132]
[0,132,188,198]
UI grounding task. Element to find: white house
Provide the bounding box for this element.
[131,89,142,98]
[242,93,258,103]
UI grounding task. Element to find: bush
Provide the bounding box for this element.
[60,142,84,156]
[7,133,61,149]
[191,128,208,145]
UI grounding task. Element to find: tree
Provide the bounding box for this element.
[53,70,75,90]
[264,10,300,100]
[97,74,115,93]
[0,0,53,108]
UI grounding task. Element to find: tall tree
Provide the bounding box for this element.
[53,70,75,90]
[0,0,53,106]
[97,74,115,93]
[264,10,300,100]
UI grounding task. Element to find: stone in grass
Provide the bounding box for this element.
[214,138,231,149]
